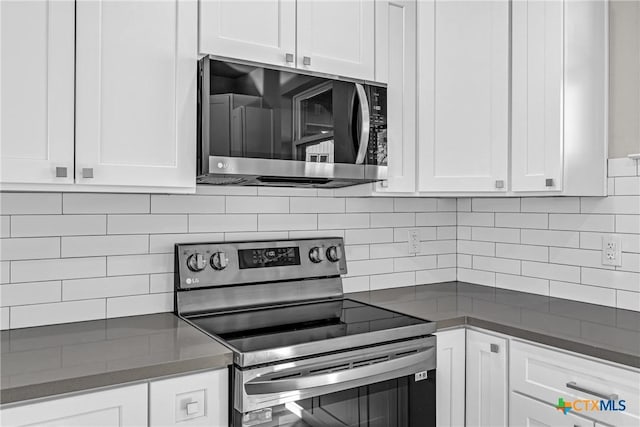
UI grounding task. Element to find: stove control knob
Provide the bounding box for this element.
[326,245,342,263]
[210,251,228,270]
[309,247,325,263]
[187,253,207,272]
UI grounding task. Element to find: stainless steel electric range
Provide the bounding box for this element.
[175,238,436,427]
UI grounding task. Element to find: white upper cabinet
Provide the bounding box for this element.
[511,0,607,195]
[75,0,196,190]
[297,0,374,81]
[0,0,75,185]
[374,0,416,193]
[417,0,510,193]
[199,0,296,69]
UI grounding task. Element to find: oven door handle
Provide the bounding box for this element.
[244,348,433,396]
[354,83,370,165]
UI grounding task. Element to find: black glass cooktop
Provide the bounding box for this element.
[186,298,430,353]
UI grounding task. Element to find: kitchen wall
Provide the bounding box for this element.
[457,158,640,312]
[0,188,457,329]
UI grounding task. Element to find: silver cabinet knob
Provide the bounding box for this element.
[309,247,325,263]
[490,343,499,353]
[285,53,294,63]
[82,168,94,178]
[55,167,68,178]
[326,245,342,263]
[303,56,311,66]
[495,180,504,189]
[210,252,228,270]
[545,178,554,187]
[187,253,207,272]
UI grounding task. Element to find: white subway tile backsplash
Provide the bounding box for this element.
[345,245,370,260]
[521,197,580,213]
[346,198,394,212]
[290,197,345,213]
[437,199,457,212]
[457,198,471,212]
[318,214,369,229]
[608,158,637,177]
[226,231,289,241]
[12,215,106,237]
[106,292,172,318]
[394,198,437,212]
[288,230,344,239]
[616,215,640,233]
[150,273,173,294]
[457,268,495,286]
[579,232,640,253]
[416,212,456,226]
[345,228,394,244]
[107,254,172,276]
[11,258,106,283]
[0,193,61,215]
[472,198,520,212]
[0,238,60,261]
[346,259,394,277]
[581,196,640,215]
[416,268,456,284]
[370,242,408,259]
[495,243,548,262]
[0,281,61,307]
[195,185,257,196]
[521,261,580,283]
[1,307,8,330]
[581,267,640,292]
[457,254,472,268]
[520,229,580,248]
[549,247,609,269]
[62,275,149,301]
[259,214,317,231]
[11,299,105,328]
[473,255,520,275]
[620,252,640,272]
[227,196,289,214]
[150,195,224,214]
[257,187,317,197]
[370,272,415,290]
[457,212,494,227]
[108,214,187,235]
[457,226,471,240]
[0,261,9,284]
[394,227,437,242]
[616,290,640,311]
[148,233,223,253]
[436,226,456,240]
[437,254,457,268]
[62,235,148,257]
[342,276,370,293]
[393,255,437,272]
[189,214,256,232]
[614,177,640,195]
[495,274,549,296]
[471,227,520,243]
[421,240,456,255]
[608,178,615,195]
[550,281,616,307]
[1,216,10,238]
[371,213,415,228]
[495,213,548,229]
[64,193,150,214]
[457,240,495,256]
[549,214,615,232]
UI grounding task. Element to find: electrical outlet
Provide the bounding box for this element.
[602,235,622,266]
[408,229,420,254]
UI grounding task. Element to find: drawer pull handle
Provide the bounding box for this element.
[566,381,618,401]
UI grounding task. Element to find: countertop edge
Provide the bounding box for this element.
[0,353,233,406]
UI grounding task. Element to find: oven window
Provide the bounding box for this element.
[233,371,435,427]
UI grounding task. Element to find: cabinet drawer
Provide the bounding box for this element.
[511,391,594,427]
[511,340,639,426]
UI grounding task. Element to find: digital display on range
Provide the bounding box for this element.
[238,247,300,269]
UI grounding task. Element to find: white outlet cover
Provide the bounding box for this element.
[408,229,420,254]
[601,235,622,266]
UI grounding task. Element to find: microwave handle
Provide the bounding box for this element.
[354,83,370,164]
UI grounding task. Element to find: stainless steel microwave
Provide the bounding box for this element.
[197,58,387,188]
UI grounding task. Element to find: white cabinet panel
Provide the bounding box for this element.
[510,391,595,427]
[75,0,196,190]
[199,0,296,68]
[418,0,509,192]
[511,0,564,192]
[466,329,508,427]
[0,0,74,185]
[297,0,375,80]
[1,383,148,426]
[435,329,465,427]
[374,0,416,193]
[150,369,228,427]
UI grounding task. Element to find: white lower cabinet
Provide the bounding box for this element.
[511,391,595,427]
[0,383,148,427]
[465,329,508,427]
[149,369,229,427]
[435,329,466,427]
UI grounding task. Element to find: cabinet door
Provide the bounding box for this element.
[417,0,509,192]
[199,0,296,68]
[297,0,375,80]
[510,391,594,427]
[149,369,228,427]
[0,0,74,185]
[75,0,196,191]
[511,0,564,192]
[1,383,147,426]
[374,0,416,193]
[435,329,466,427]
[466,329,508,427]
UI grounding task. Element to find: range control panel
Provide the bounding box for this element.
[175,238,347,290]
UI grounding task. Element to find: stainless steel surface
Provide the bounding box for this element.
[234,336,436,413]
[303,56,311,66]
[81,168,93,178]
[55,167,67,178]
[285,53,294,63]
[490,343,499,353]
[546,178,555,187]
[175,238,346,291]
[565,381,619,401]
[495,180,505,189]
[354,83,370,165]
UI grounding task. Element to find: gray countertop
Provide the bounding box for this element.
[348,281,640,369]
[0,313,232,405]
[2,282,639,406]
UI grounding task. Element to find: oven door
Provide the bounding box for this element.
[232,337,436,427]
